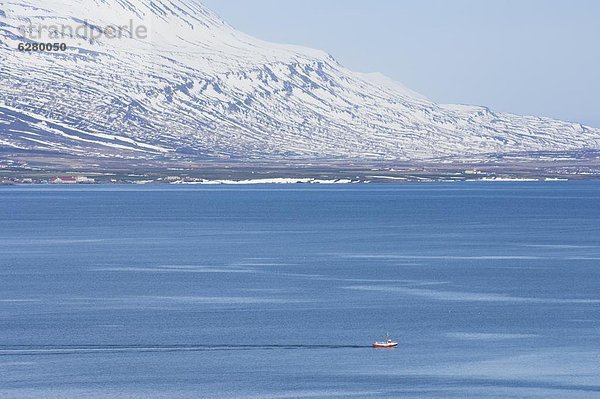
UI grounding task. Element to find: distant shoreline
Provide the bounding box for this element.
[3,178,599,187]
[2,156,599,185]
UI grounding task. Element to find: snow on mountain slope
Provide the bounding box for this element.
[0,0,599,162]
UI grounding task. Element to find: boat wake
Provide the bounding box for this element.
[0,344,368,356]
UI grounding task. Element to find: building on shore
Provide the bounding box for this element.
[75,176,96,184]
[49,177,77,184]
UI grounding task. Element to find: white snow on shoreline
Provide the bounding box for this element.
[173,178,355,185]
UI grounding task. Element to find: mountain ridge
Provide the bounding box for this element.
[1,0,599,165]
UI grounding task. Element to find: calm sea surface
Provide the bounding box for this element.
[0,183,599,399]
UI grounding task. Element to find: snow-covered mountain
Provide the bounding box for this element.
[1,0,599,163]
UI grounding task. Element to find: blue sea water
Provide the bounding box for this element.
[0,183,599,399]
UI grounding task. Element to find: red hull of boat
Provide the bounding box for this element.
[372,343,398,348]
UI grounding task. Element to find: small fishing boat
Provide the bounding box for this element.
[372,334,398,348]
